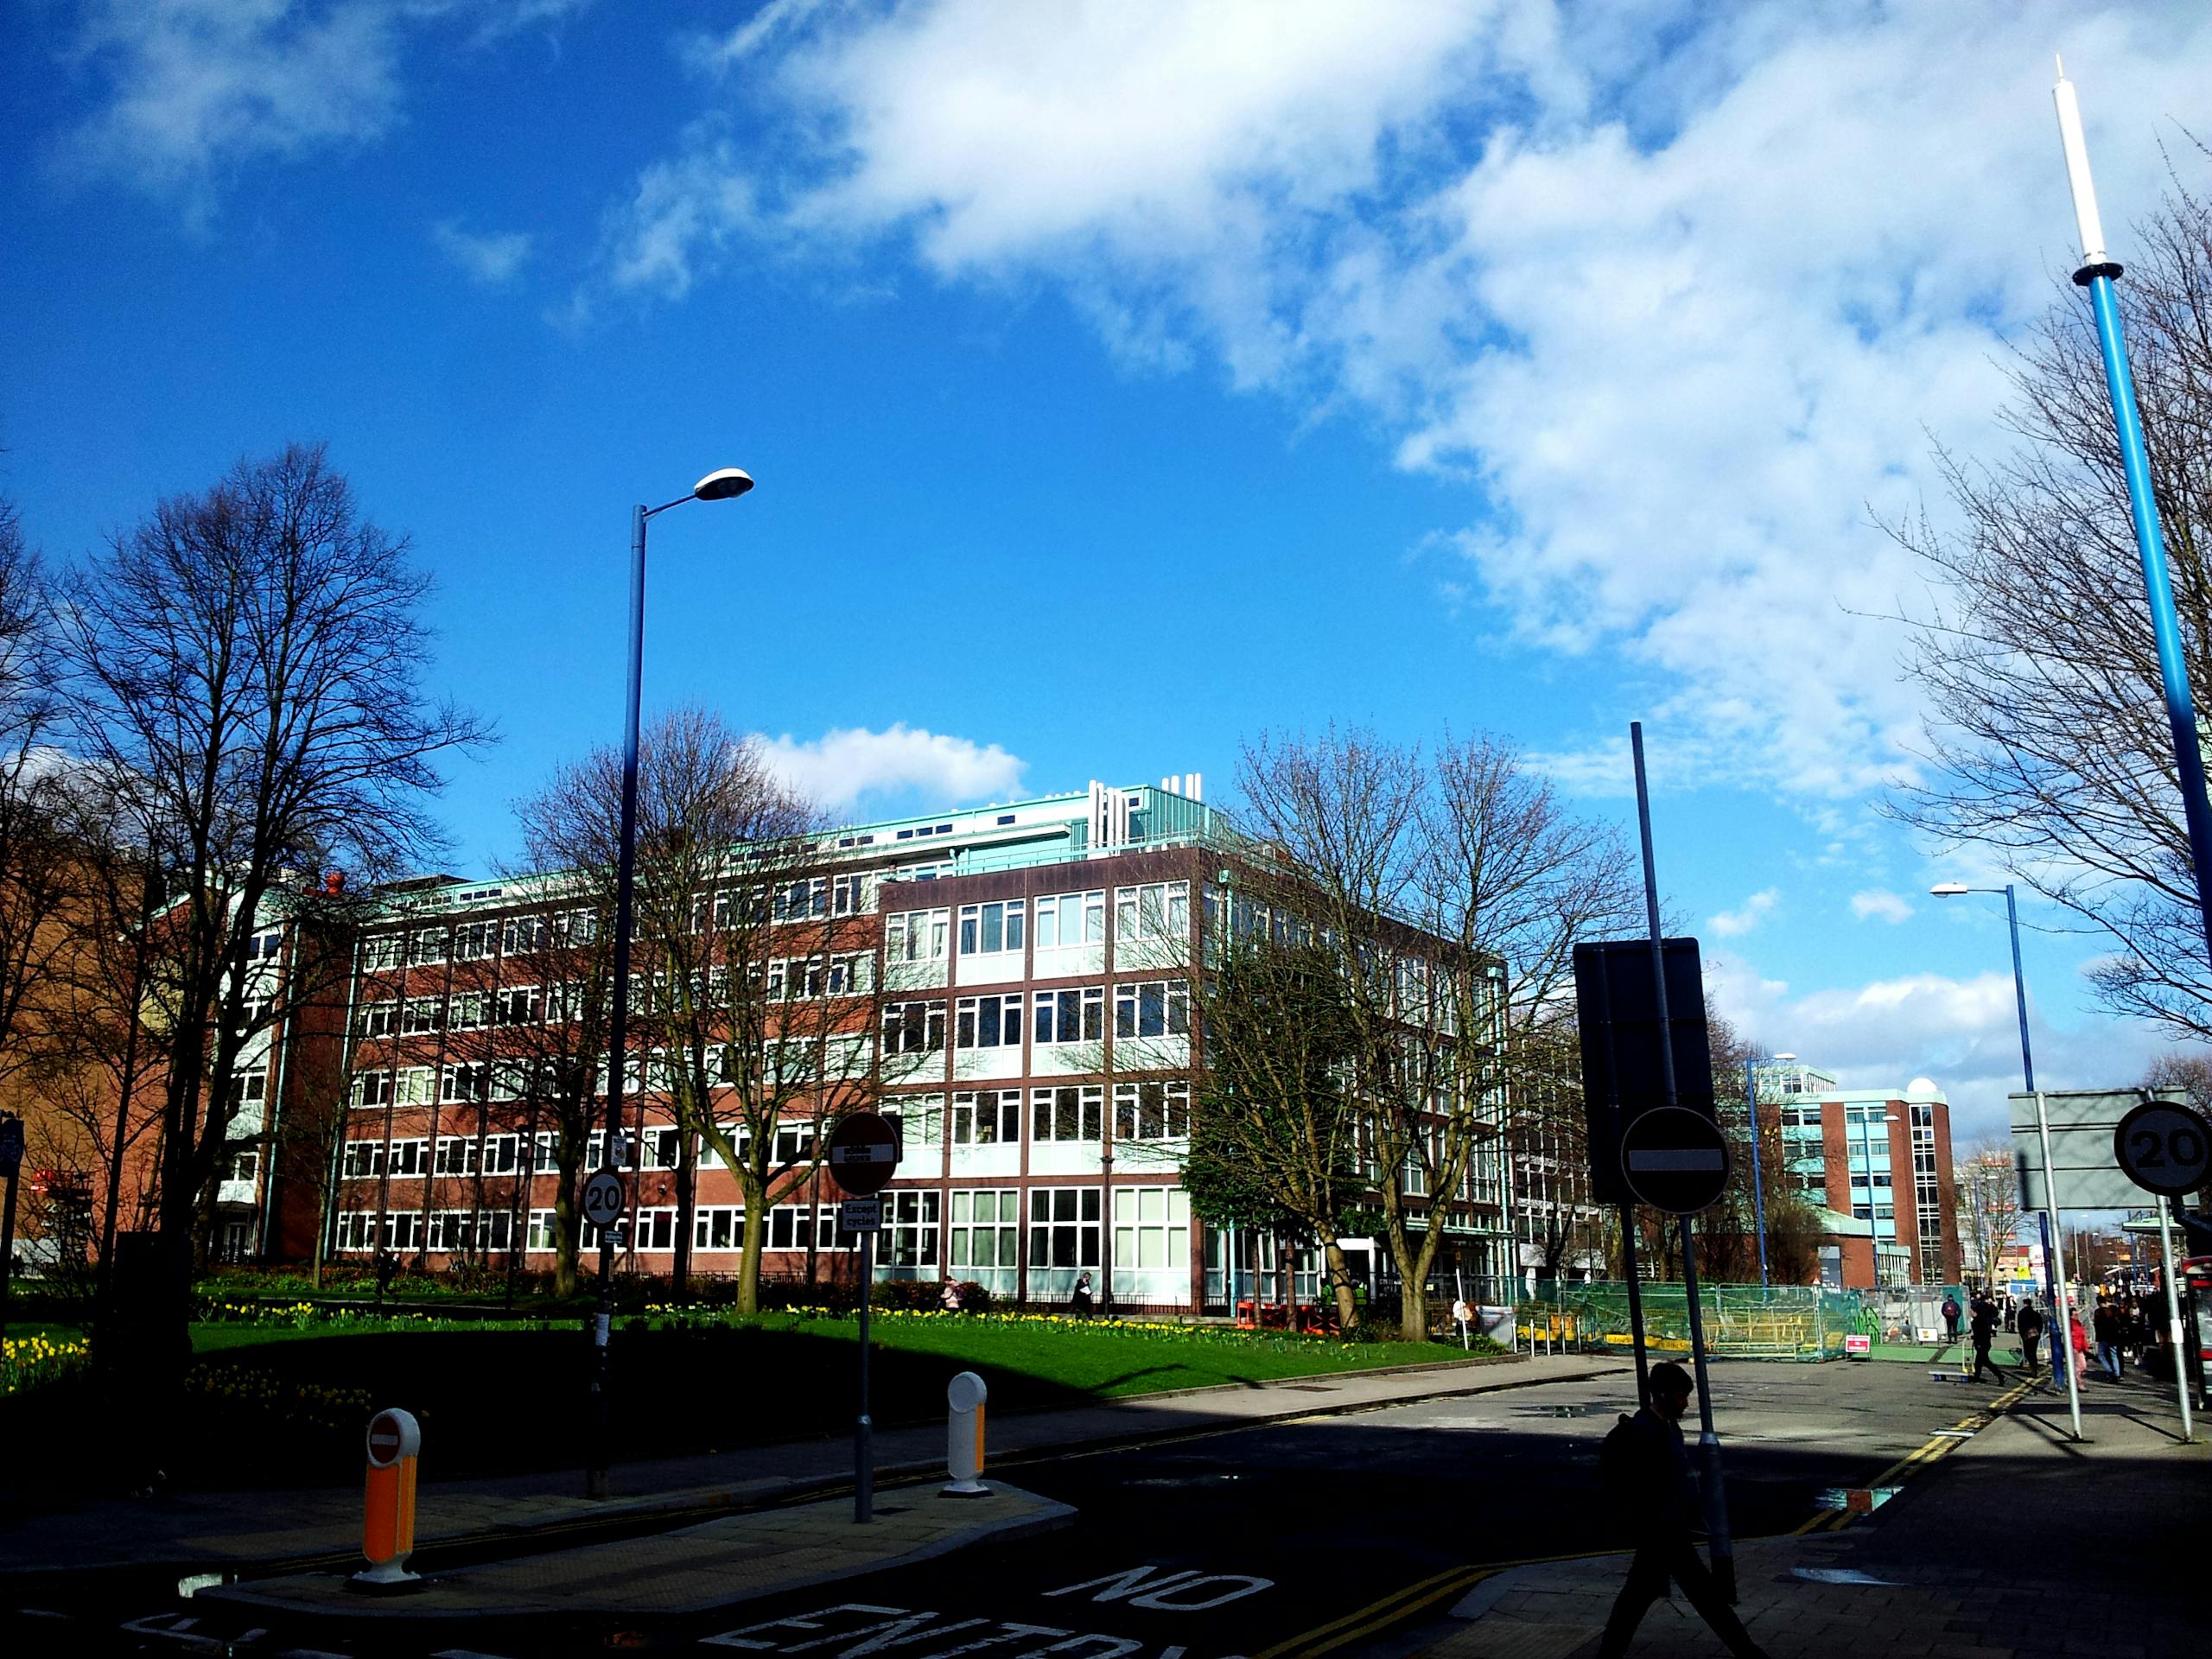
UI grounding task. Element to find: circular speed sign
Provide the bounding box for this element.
[2113,1100,2212,1198]
[581,1169,627,1229]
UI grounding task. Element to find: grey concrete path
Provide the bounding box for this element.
[200,1483,1074,1629]
[0,1350,1623,1585]
[1404,1364,2205,1659]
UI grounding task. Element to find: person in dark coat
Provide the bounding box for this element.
[2016,1297,2046,1374]
[1967,1294,2004,1381]
[2092,1296,2125,1380]
[1595,1362,1770,1659]
[1941,1294,1961,1347]
[1070,1272,1094,1318]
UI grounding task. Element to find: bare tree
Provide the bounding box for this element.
[515,710,889,1313]
[1183,872,1367,1331]
[0,499,74,1091]
[1236,727,1643,1339]
[58,443,488,1371]
[1889,180,2212,1039]
[1955,1140,2024,1289]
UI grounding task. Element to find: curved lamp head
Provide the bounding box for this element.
[1929,881,1970,897]
[693,467,754,503]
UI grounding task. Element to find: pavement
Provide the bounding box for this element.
[0,1349,1615,1593]
[1401,1357,2208,1659]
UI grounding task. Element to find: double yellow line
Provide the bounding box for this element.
[1254,1563,1500,1659]
[1789,1376,2036,1535]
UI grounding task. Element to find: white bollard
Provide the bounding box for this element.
[944,1370,989,1497]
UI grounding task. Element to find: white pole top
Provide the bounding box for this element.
[2051,56,2112,268]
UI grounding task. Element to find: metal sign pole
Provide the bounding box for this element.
[855,1228,874,1523]
[2158,1196,2195,1442]
[2031,1091,2084,1440]
[1630,722,1736,1601]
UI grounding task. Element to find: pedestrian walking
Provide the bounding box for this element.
[1594,1362,1770,1659]
[2003,1295,2018,1333]
[1967,1294,2003,1382]
[1941,1294,1961,1348]
[1070,1272,1093,1319]
[2068,1309,2089,1382]
[940,1279,964,1314]
[2017,1298,2046,1374]
[2092,1297,2126,1380]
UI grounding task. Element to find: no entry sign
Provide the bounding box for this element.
[1619,1105,1732,1215]
[828,1113,899,1196]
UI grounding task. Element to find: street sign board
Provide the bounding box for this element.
[2113,1099,2212,1198]
[581,1170,626,1230]
[827,1113,900,1196]
[0,1115,22,1177]
[2010,1089,2191,1211]
[1573,938,1715,1205]
[1618,1105,1732,1215]
[1844,1332,1872,1359]
[838,1197,882,1234]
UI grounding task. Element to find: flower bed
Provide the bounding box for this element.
[1,1331,90,1397]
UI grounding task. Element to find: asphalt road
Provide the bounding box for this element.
[23,1356,1996,1659]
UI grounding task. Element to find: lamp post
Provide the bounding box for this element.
[586,466,753,1501]
[1742,1051,1795,1292]
[1930,880,2082,1439]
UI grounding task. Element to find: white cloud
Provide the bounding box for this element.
[1705,950,2171,1147]
[52,1,588,214]
[432,219,532,285]
[1851,888,1915,925]
[1709,887,1778,938]
[753,724,1025,815]
[598,0,2212,798]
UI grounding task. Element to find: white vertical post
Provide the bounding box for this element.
[2158,1197,2196,1442]
[944,1370,989,1495]
[2031,1092,2083,1440]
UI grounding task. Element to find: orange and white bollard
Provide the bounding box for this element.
[353,1408,423,1589]
[944,1370,988,1497]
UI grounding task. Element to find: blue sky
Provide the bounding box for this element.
[6,0,2210,1143]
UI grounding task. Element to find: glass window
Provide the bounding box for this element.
[1112,1079,1191,1140]
[882,1189,941,1268]
[955,994,1024,1048]
[1027,1187,1102,1268]
[1032,987,1104,1045]
[1112,1185,1190,1272]
[950,1189,1022,1269]
[886,908,950,963]
[1033,890,1106,950]
[1032,1085,1103,1141]
[883,1095,944,1150]
[1113,980,1190,1039]
[1115,881,1190,943]
[952,1090,1022,1144]
[882,1001,947,1054]
[957,900,1027,956]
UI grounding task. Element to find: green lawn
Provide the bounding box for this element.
[0,1309,1491,1503]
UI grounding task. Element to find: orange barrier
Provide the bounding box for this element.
[353,1408,422,1589]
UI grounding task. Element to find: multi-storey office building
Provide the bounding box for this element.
[291,779,1515,1313]
[1769,1075,1961,1287]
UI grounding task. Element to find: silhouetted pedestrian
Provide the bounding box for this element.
[1941,1294,1961,1347]
[1967,1295,2003,1381]
[1595,1362,1770,1659]
[2092,1297,2125,1380]
[1070,1272,1093,1319]
[2017,1298,2046,1374]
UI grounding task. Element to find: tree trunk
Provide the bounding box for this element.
[737,1195,766,1315]
[672,1128,696,1303]
[1389,1225,1443,1343]
[553,1185,579,1299]
[1319,1231,1359,1335]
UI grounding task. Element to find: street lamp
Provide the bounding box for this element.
[1929,879,2083,1437]
[587,466,754,1501]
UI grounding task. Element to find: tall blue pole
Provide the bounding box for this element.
[2053,69,2212,976]
[586,501,651,1500]
[1745,1058,1769,1289]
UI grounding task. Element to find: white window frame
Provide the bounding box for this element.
[1033,890,1105,950]
[1032,1084,1104,1142]
[1112,1078,1191,1140]
[955,993,1024,1050]
[949,1188,1022,1272]
[1113,979,1190,1039]
[882,1000,948,1054]
[957,899,1027,957]
[951,1089,1022,1145]
[885,908,950,963]
[1116,881,1190,944]
[1032,986,1103,1045]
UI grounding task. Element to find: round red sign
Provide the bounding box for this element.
[826,1112,900,1196]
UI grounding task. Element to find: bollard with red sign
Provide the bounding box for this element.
[353,1408,423,1590]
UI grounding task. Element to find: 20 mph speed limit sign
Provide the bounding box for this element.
[581,1169,627,1227]
[2113,1100,2212,1198]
